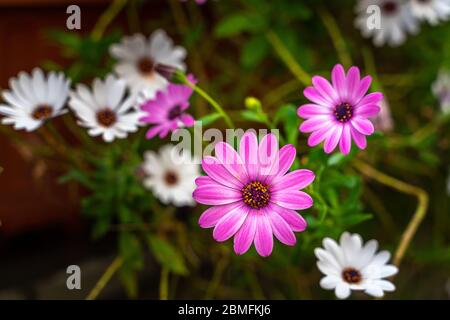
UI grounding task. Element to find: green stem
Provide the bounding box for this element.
[183,79,235,128]
[266,30,311,86]
[91,0,127,41]
[317,6,352,68]
[204,254,229,299]
[86,256,124,300]
[159,268,170,300]
[353,159,429,268]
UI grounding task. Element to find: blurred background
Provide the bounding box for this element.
[0,0,449,299]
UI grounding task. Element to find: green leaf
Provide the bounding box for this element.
[147,235,188,275]
[327,153,346,166]
[197,113,222,126]
[240,110,268,124]
[214,13,263,37]
[240,35,269,69]
[340,213,373,227]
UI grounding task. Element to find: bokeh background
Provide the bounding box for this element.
[0,0,449,299]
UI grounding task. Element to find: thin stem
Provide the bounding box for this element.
[266,30,311,86]
[91,0,127,41]
[204,254,229,299]
[353,159,429,267]
[159,268,170,300]
[86,256,124,300]
[317,6,352,68]
[183,80,235,128]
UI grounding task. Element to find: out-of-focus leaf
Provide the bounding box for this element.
[241,35,269,69]
[197,113,222,126]
[214,13,264,37]
[240,110,268,124]
[147,235,188,275]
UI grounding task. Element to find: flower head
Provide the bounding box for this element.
[109,30,187,94]
[410,0,450,25]
[68,74,140,143]
[432,70,450,114]
[355,0,420,47]
[315,232,398,299]
[142,144,200,206]
[298,64,382,154]
[0,68,70,131]
[193,131,315,257]
[140,74,196,139]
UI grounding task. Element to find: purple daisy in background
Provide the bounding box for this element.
[140,74,196,139]
[193,131,315,257]
[298,64,383,155]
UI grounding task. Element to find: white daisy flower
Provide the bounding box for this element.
[109,30,187,94]
[432,70,450,114]
[410,0,450,25]
[68,74,140,143]
[141,144,200,207]
[315,232,398,299]
[355,0,420,47]
[0,68,70,131]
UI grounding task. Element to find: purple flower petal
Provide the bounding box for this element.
[300,116,331,133]
[271,190,313,210]
[324,125,343,154]
[346,66,360,103]
[312,76,339,104]
[304,86,331,106]
[180,113,195,127]
[195,176,215,186]
[202,156,243,189]
[357,92,383,106]
[199,202,243,228]
[258,133,279,178]
[307,124,333,146]
[271,204,307,232]
[213,204,248,242]
[215,141,248,182]
[266,207,296,246]
[331,64,347,101]
[297,104,330,119]
[193,184,242,205]
[353,75,372,104]
[351,117,375,135]
[254,214,273,257]
[233,210,257,255]
[272,169,315,191]
[355,105,381,118]
[339,124,352,155]
[239,131,259,180]
[350,126,367,149]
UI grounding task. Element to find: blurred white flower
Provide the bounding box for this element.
[355,0,420,47]
[410,0,450,25]
[432,70,450,114]
[109,30,187,94]
[142,145,200,206]
[0,68,70,131]
[315,232,398,299]
[68,74,140,143]
[374,98,394,132]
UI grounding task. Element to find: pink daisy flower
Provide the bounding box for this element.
[193,131,315,257]
[298,64,383,155]
[140,75,196,139]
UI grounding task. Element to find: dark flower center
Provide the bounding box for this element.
[32,104,53,120]
[164,171,179,186]
[342,268,362,284]
[137,57,154,75]
[334,103,353,122]
[168,105,182,120]
[96,108,117,127]
[382,1,398,14]
[242,181,271,209]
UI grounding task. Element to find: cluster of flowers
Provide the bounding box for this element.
[356,0,450,47]
[4,12,448,296]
